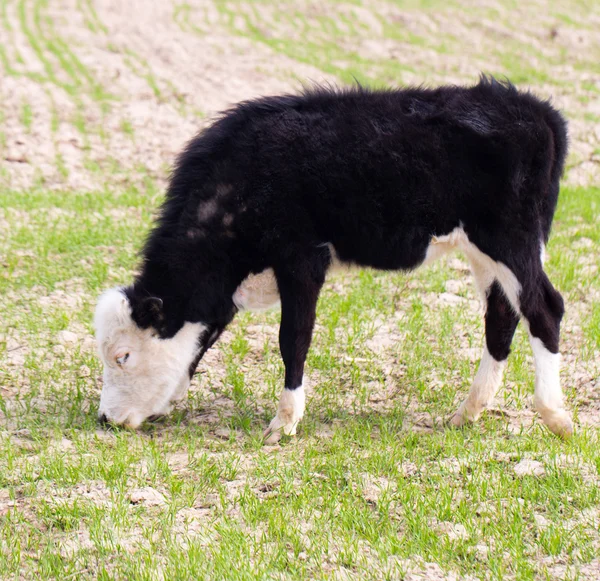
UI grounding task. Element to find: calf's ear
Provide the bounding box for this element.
[143,296,163,315]
[128,291,165,330]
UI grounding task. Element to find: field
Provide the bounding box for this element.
[1,1,599,579]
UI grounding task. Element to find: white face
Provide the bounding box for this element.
[94,288,205,428]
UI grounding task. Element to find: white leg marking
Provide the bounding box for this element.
[450,346,506,426]
[529,336,573,437]
[264,381,306,439]
[425,230,521,429]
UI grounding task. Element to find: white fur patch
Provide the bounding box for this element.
[237,230,521,317]
[530,336,573,436]
[233,268,280,311]
[423,227,521,311]
[233,245,351,312]
[450,346,506,425]
[264,382,306,438]
[95,288,205,428]
[531,337,561,409]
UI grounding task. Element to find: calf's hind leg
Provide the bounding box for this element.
[264,248,330,438]
[450,281,519,426]
[520,271,573,437]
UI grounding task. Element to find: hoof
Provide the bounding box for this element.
[263,413,299,440]
[448,413,467,428]
[262,419,296,446]
[448,412,468,428]
[263,386,305,443]
[541,410,574,438]
[263,429,283,446]
[448,402,479,428]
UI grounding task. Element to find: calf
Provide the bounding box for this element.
[95,76,573,438]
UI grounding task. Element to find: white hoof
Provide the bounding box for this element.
[539,408,574,438]
[263,385,305,440]
[449,410,468,428]
[448,400,479,428]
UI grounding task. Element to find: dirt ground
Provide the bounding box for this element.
[1,0,598,429]
[1,2,599,580]
[0,0,332,191]
[1,0,599,192]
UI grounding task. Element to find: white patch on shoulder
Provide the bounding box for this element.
[264,381,306,439]
[233,268,280,311]
[233,244,352,312]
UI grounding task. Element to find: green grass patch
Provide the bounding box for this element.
[1,1,599,578]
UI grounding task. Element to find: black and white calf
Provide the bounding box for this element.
[95,76,573,437]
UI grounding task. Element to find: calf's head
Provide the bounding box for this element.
[94,288,209,428]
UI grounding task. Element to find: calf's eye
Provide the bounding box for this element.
[116,353,130,366]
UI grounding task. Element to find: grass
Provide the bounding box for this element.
[0,185,598,580]
[1,0,599,580]
[20,101,32,131]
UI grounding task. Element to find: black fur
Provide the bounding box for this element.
[125,76,568,386]
[485,282,520,361]
[187,325,224,380]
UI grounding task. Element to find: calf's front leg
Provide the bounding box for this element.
[264,250,329,439]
